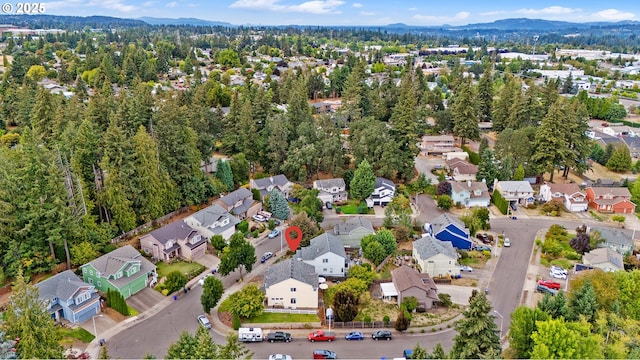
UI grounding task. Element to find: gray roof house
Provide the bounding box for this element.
[333,217,375,249]
[250,174,294,200]
[216,187,261,220]
[184,203,240,241]
[36,270,101,324]
[296,233,349,278]
[583,247,625,272]
[412,234,461,277]
[313,178,348,204]
[494,180,535,205]
[591,226,635,255]
[264,258,319,309]
[140,220,208,262]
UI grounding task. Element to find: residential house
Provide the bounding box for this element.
[412,235,461,277]
[582,247,624,272]
[366,177,396,207]
[183,204,240,241]
[333,217,375,249]
[602,125,638,138]
[216,187,261,219]
[140,220,208,262]
[591,226,635,255]
[81,245,157,299]
[390,265,439,310]
[35,270,101,324]
[295,233,349,278]
[585,187,636,214]
[263,258,319,309]
[446,158,478,182]
[494,180,535,206]
[424,214,472,250]
[313,178,348,204]
[622,137,640,158]
[450,181,490,208]
[419,135,459,156]
[539,183,589,212]
[249,174,294,201]
[445,152,469,161]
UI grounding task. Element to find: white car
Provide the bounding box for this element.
[460,265,473,272]
[503,238,511,247]
[252,214,266,222]
[197,314,211,329]
[198,273,213,286]
[549,270,567,280]
[550,265,568,275]
[268,355,292,360]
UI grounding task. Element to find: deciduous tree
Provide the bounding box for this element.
[218,232,257,280]
[201,277,224,313]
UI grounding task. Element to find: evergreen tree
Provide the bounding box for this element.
[606,144,632,172]
[268,189,289,220]
[395,310,410,332]
[476,148,498,184]
[451,77,479,145]
[5,272,64,359]
[492,75,520,132]
[333,290,359,322]
[477,63,494,123]
[531,98,573,182]
[389,70,420,181]
[349,159,376,202]
[451,292,501,359]
[568,279,599,323]
[514,164,525,181]
[509,306,550,359]
[229,153,250,186]
[215,160,234,192]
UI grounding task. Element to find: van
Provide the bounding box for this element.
[238,327,264,342]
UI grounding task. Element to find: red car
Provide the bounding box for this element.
[538,279,561,290]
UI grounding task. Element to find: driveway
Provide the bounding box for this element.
[415,156,445,182]
[127,287,166,313]
[436,285,478,305]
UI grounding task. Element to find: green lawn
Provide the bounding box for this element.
[156,260,205,279]
[338,200,374,215]
[246,312,319,323]
[60,327,95,343]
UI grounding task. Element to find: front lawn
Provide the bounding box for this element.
[156,260,205,279]
[246,312,319,323]
[337,200,374,215]
[60,327,95,343]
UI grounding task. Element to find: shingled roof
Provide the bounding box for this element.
[391,265,438,299]
[190,204,240,230]
[296,233,348,261]
[147,220,198,245]
[83,245,156,287]
[413,234,458,260]
[36,270,91,302]
[263,258,318,289]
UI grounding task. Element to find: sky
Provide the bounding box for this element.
[41,0,640,26]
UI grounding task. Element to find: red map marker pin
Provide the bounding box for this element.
[284,226,302,252]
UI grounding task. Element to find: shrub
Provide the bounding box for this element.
[383,315,390,326]
[357,201,368,214]
[103,244,116,253]
[438,293,453,307]
[164,271,188,294]
[364,315,372,325]
[232,314,241,330]
[237,221,249,233]
[252,230,259,238]
[268,219,276,230]
[566,251,582,260]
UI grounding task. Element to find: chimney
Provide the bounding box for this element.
[467,180,471,188]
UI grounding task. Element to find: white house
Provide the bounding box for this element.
[602,125,638,138]
[295,233,349,278]
[582,247,624,272]
[249,174,294,201]
[494,180,535,205]
[313,178,348,204]
[451,181,490,208]
[412,235,461,278]
[445,151,469,161]
[183,203,240,241]
[263,258,319,309]
[539,183,588,212]
[366,177,396,207]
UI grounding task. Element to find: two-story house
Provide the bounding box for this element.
[81,245,157,299]
[333,217,375,249]
[412,234,461,277]
[582,247,624,272]
[424,214,472,250]
[366,177,396,207]
[493,180,535,206]
[140,220,208,262]
[539,183,588,212]
[390,265,439,310]
[216,187,261,219]
[585,187,636,213]
[263,258,319,309]
[450,180,490,208]
[249,174,294,201]
[419,135,458,156]
[591,226,635,255]
[36,270,101,324]
[446,158,478,182]
[183,204,239,241]
[313,178,348,204]
[295,233,349,278]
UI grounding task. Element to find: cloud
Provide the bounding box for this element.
[591,9,636,21]
[515,6,581,16]
[166,1,177,7]
[408,7,417,11]
[229,0,345,14]
[142,1,156,6]
[352,2,362,7]
[46,0,138,13]
[412,11,471,25]
[360,10,374,16]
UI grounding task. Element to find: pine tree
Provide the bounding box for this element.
[349,159,376,202]
[476,148,498,184]
[389,70,419,181]
[395,310,410,332]
[451,77,479,145]
[568,280,598,323]
[215,160,234,192]
[451,292,501,359]
[531,98,573,182]
[268,189,289,220]
[477,62,494,123]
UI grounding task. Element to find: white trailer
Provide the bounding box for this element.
[238,327,263,342]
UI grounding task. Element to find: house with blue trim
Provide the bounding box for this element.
[423,214,471,250]
[36,270,101,324]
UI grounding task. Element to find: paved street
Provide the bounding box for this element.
[415,156,445,183]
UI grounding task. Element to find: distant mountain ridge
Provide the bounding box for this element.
[138,17,234,27]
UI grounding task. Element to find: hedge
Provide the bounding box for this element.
[491,189,508,215]
[462,145,481,165]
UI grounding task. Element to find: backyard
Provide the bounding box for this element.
[156,260,205,279]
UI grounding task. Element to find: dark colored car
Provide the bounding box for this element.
[475,233,490,243]
[537,284,558,295]
[472,245,492,252]
[372,330,392,341]
[313,350,337,359]
[267,331,292,343]
[326,202,333,209]
[510,202,517,211]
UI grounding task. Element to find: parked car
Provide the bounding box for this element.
[258,211,272,220]
[313,350,337,359]
[273,219,281,226]
[308,330,335,342]
[472,245,492,252]
[197,315,211,329]
[372,330,392,341]
[510,202,517,211]
[268,355,292,360]
[345,331,364,340]
[326,202,333,210]
[549,270,567,280]
[460,265,473,272]
[261,252,274,263]
[476,233,490,243]
[267,331,292,343]
[252,214,266,222]
[268,229,281,239]
[198,273,213,286]
[537,284,558,295]
[503,238,511,247]
[538,279,561,290]
[550,265,568,275]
